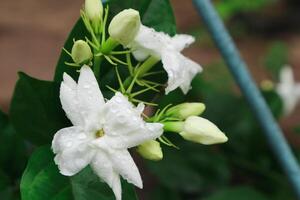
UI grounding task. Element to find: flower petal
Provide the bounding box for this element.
[179,56,202,94]
[60,73,83,126]
[162,52,202,94]
[98,92,163,148]
[77,65,105,114]
[171,34,195,52]
[131,25,171,59]
[52,126,95,176]
[109,149,143,188]
[91,151,122,200]
[279,65,294,85]
[161,51,185,94]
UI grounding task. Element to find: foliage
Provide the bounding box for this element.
[215,0,274,20]
[1,0,298,200]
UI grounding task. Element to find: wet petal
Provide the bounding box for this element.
[98,92,163,148]
[60,73,83,126]
[52,126,95,176]
[171,34,195,52]
[109,149,142,188]
[77,65,105,116]
[91,151,122,200]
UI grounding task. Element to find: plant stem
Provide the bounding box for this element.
[93,55,102,80]
[101,37,119,54]
[136,56,160,78]
[162,121,184,133]
[93,37,119,80]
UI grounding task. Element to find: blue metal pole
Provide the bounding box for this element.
[193,0,300,198]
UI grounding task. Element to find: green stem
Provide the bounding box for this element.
[136,56,160,78]
[123,77,133,89]
[122,55,160,91]
[162,121,184,133]
[101,37,119,54]
[93,55,103,80]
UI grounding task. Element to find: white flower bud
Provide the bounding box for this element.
[108,9,141,46]
[137,140,163,161]
[85,0,103,25]
[166,103,206,120]
[179,116,228,145]
[71,40,93,65]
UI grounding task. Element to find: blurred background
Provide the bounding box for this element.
[1,0,300,199]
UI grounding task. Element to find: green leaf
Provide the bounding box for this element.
[21,146,138,200]
[10,73,69,145]
[264,41,288,80]
[108,0,176,35]
[54,0,176,82]
[203,186,268,200]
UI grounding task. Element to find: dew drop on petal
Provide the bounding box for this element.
[78,134,87,140]
[66,141,73,147]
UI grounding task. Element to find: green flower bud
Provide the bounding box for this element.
[108,9,141,46]
[85,0,103,25]
[166,103,206,120]
[71,40,93,65]
[137,140,163,161]
[179,116,228,145]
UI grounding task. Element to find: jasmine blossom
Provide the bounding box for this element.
[52,65,163,200]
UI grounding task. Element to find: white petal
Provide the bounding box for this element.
[162,52,202,94]
[179,56,202,94]
[52,126,95,176]
[279,65,294,85]
[162,51,185,94]
[60,74,83,126]
[77,65,105,114]
[109,149,143,188]
[97,92,163,148]
[171,34,195,52]
[132,49,149,61]
[91,151,122,200]
[131,25,171,59]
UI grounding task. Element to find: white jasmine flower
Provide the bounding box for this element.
[129,25,202,94]
[108,9,202,94]
[52,65,163,200]
[276,65,300,115]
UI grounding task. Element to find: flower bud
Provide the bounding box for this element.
[85,0,103,25]
[260,79,274,91]
[137,140,163,161]
[166,103,205,120]
[71,40,93,65]
[108,9,141,46]
[180,116,228,145]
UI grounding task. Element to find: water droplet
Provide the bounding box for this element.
[75,159,85,167]
[78,134,87,140]
[66,141,73,147]
[83,85,90,89]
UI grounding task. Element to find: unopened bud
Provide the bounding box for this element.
[180,116,228,145]
[108,9,141,46]
[166,103,205,120]
[137,140,163,161]
[84,0,103,33]
[71,40,93,65]
[260,80,274,91]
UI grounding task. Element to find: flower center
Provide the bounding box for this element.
[95,129,105,138]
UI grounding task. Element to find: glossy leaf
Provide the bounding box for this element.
[10,73,69,145]
[21,146,138,200]
[203,186,268,200]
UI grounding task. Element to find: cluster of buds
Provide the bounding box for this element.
[137,102,228,161]
[56,1,229,200]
